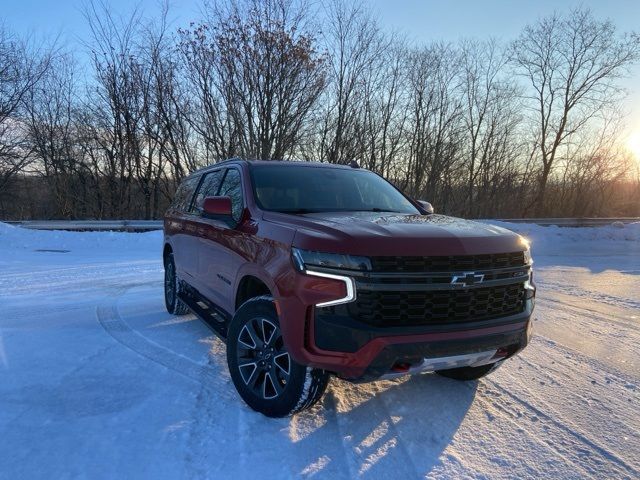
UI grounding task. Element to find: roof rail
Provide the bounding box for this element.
[190,157,246,175]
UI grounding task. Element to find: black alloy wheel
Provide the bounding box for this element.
[236,317,291,400]
[227,297,329,417]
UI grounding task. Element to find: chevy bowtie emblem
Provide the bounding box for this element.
[451,272,485,286]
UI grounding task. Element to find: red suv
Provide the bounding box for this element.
[163,159,535,417]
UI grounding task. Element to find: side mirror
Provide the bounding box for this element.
[417,200,434,214]
[202,196,233,221]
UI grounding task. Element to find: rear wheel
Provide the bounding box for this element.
[436,361,502,381]
[164,252,190,315]
[227,297,329,417]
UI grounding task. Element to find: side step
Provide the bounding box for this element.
[178,285,230,341]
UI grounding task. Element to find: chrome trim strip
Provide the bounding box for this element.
[305,269,356,307]
[355,275,530,291]
[309,265,531,279]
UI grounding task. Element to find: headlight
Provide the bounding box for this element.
[291,248,371,272]
[291,248,363,307]
[519,237,533,265]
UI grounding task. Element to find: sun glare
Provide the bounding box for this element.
[628,131,640,162]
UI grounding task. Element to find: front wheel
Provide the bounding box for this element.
[435,361,503,381]
[227,297,329,417]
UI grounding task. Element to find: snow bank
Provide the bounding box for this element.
[484,221,640,256]
[0,222,162,255]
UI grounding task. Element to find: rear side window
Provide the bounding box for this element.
[191,169,225,214]
[218,169,244,221]
[170,175,200,212]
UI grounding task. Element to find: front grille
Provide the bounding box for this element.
[349,283,526,327]
[370,252,525,272]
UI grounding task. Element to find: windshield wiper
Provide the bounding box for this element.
[272,208,404,214]
[272,208,317,214]
[355,208,403,213]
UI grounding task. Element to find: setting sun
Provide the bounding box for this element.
[628,130,640,161]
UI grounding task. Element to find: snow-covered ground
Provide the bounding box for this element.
[0,221,638,479]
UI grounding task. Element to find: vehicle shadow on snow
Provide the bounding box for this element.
[282,374,478,478]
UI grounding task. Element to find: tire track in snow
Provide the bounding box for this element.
[510,356,640,440]
[98,286,272,479]
[96,289,231,397]
[531,329,638,384]
[511,337,639,445]
[538,279,640,311]
[533,296,640,378]
[0,259,160,293]
[537,297,640,334]
[516,336,638,392]
[473,389,597,479]
[0,260,157,278]
[478,370,639,479]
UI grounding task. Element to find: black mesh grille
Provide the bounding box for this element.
[349,283,526,327]
[370,252,525,272]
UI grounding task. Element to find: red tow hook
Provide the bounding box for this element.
[494,347,510,358]
[391,362,412,373]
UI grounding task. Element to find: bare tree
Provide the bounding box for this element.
[459,39,521,216]
[82,0,182,219]
[403,43,463,209]
[356,41,408,178]
[0,24,51,193]
[178,21,239,162]
[218,0,326,159]
[318,0,388,165]
[180,0,326,161]
[22,54,82,218]
[511,8,640,215]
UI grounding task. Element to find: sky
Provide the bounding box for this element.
[3,0,640,154]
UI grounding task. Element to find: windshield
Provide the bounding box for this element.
[250,164,420,214]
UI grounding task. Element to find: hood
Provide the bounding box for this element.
[264,212,525,256]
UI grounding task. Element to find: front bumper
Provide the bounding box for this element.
[310,299,533,381]
[342,318,531,382]
[277,263,535,381]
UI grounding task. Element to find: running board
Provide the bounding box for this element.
[177,286,230,341]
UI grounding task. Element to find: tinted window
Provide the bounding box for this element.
[218,169,244,221]
[170,175,200,212]
[251,165,419,214]
[191,169,225,214]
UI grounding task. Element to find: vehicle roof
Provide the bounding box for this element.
[189,159,358,177]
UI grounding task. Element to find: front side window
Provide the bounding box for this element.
[191,169,225,214]
[218,168,244,221]
[170,175,200,212]
[251,165,419,214]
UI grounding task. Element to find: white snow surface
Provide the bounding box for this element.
[0,220,638,479]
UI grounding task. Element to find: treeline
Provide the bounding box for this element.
[1,0,639,220]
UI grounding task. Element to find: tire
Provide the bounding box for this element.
[435,361,502,381]
[227,296,329,417]
[164,252,190,316]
